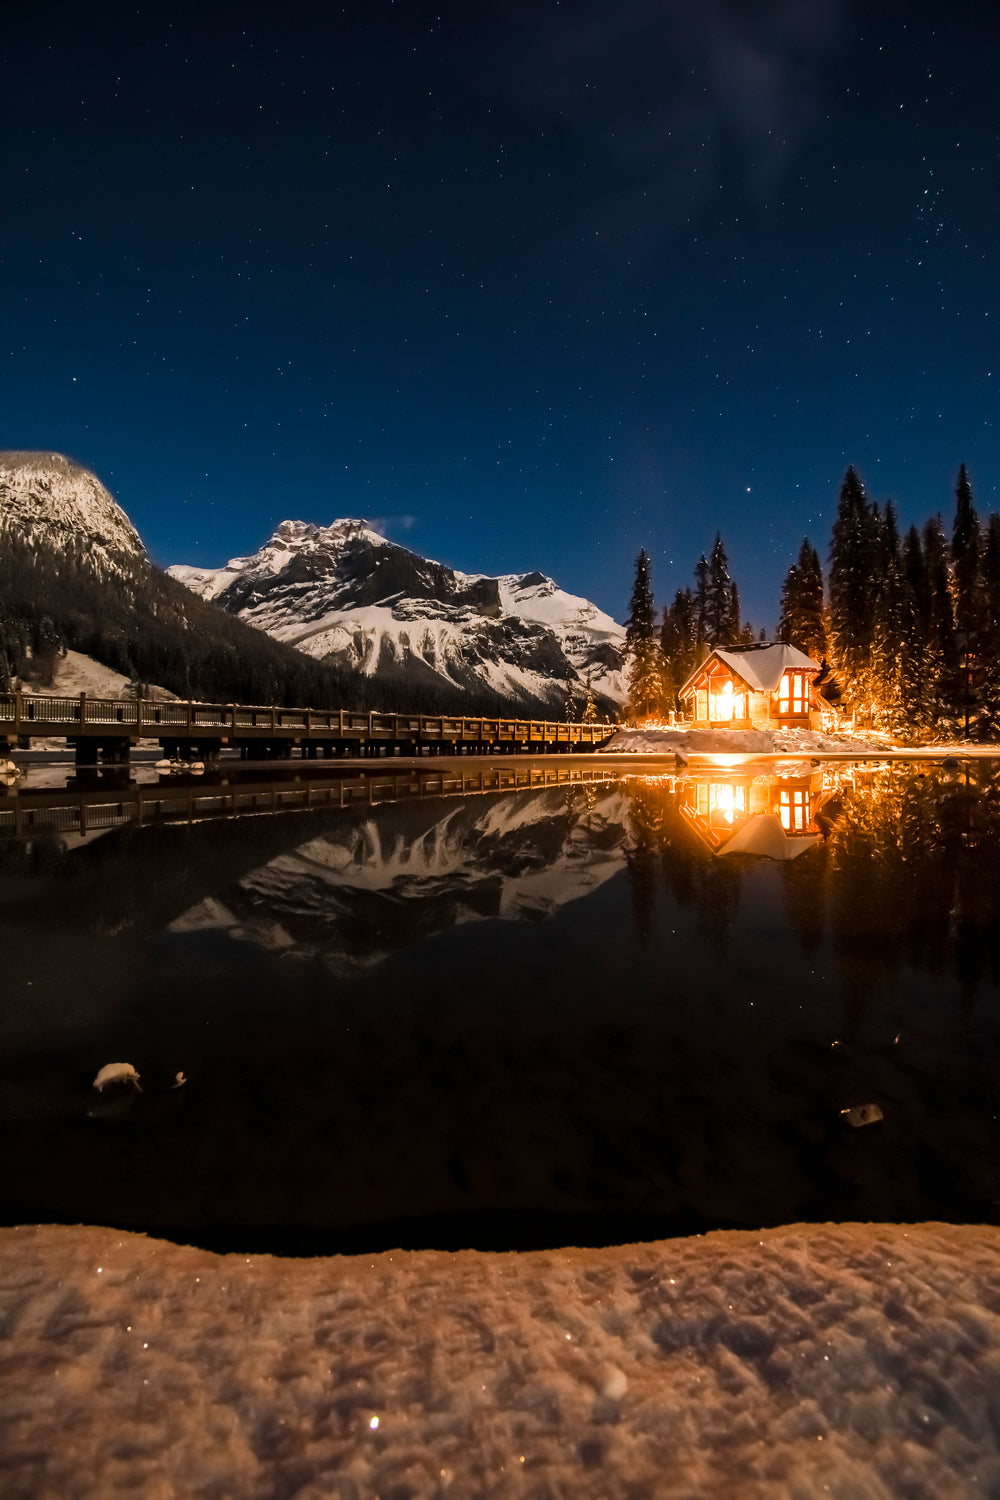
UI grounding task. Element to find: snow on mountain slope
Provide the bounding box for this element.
[17,649,176,701]
[0,451,145,570]
[169,519,625,712]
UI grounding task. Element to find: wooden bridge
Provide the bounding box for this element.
[0,691,617,765]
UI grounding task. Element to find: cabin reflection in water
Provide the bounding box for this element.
[678,769,829,859]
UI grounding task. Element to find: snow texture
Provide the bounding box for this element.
[16,649,177,702]
[169,520,626,710]
[0,452,145,571]
[2,1220,999,1498]
[602,727,888,756]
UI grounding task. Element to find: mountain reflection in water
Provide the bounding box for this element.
[1,759,999,1252]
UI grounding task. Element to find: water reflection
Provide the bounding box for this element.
[2,759,1000,1251]
[624,761,1000,1005]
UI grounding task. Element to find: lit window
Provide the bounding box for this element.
[778,672,807,716]
[779,788,809,832]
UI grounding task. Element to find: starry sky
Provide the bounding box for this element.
[3,0,999,628]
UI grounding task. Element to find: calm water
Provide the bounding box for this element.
[2,756,1000,1253]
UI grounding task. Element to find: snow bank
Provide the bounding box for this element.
[16,649,176,702]
[2,1221,999,1497]
[601,726,888,756]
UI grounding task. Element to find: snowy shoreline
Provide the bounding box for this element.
[3,1221,999,1496]
[599,725,1000,759]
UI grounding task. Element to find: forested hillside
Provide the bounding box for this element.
[0,531,559,715]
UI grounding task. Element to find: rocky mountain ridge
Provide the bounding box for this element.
[0,451,145,573]
[170,518,626,713]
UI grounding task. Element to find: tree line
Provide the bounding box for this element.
[624,532,761,719]
[624,465,1000,738]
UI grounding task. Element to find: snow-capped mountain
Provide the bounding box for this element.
[168,784,629,974]
[0,451,145,571]
[169,519,625,712]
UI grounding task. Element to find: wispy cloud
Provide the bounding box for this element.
[480,0,850,239]
[368,514,419,538]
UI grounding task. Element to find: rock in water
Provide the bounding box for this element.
[840,1102,883,1128]
[93,1063,141,1092]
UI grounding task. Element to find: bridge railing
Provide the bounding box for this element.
[1,691,618,744]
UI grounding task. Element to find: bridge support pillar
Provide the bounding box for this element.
[72,738,99,768]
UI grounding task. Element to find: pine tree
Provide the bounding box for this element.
[563,667,576,723]
[952,464,983,639]
[778,538,827,659]
[705,534,737,645]
[899,525,933,734]
[660,589,697,709]
[976,515,1000,737]
[870,502,906,732]
[624,548,666,720]
[581,670,598,724]
[951,464,984,736]
[924,516,962,729]
[828,467,879,721]
[693,554,709,649]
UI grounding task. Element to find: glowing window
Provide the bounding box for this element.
[779,788,809,832]
[711,783,746,826]
[778,672,807,716]
[713,679,735,720]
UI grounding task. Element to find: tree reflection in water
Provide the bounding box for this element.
[624,760,1000,1008]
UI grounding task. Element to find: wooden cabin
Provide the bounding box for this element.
[678,643,824,731]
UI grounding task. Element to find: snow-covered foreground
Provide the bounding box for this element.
[602,726,892,756]
[2,1222,998,1498]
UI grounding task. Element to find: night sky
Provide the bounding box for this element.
[3,1,999,629]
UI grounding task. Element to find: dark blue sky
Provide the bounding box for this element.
[3,0,999,628]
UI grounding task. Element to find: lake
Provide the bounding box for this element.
[2,755,999,1254]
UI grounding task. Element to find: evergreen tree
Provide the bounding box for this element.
[693,554,709,649]
[660,589,697,710]
[951,465,984,736]
[899,525,933,734]
[924,516,962,728]
[978,515,1000,736]
[828,467,879,721]
[705,533,738,644]
[778,537,827,659]
[581,670,598,724]
[624,548,666,720]
[562,667,576,723]
[870,502,906,732]
[952,464,984,639]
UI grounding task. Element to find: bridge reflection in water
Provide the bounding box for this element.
[0,761,619,844]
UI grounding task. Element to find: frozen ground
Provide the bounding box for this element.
[603,727,894,756]
[14,649,176,702]
[2,1221,999,1498]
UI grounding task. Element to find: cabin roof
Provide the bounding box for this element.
[716,813,820,861]
[680,642,820,697]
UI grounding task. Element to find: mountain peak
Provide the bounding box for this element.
[170,518,626,712]
[0,450,145,568]
[268,517,385,549]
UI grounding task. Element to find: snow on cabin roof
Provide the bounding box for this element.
[683,642,820,696]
